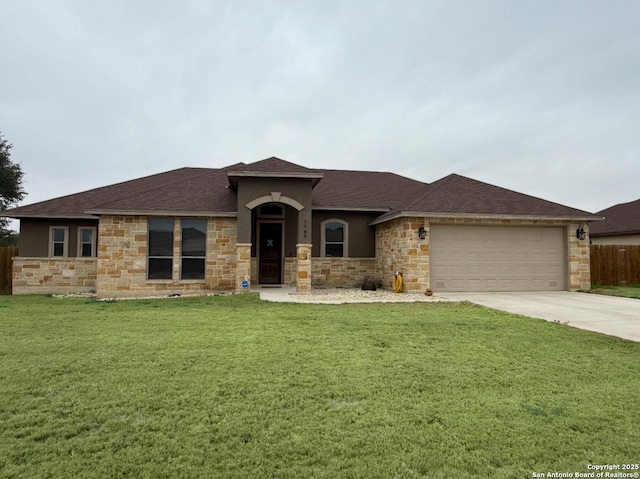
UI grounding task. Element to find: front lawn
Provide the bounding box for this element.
[589,284,640,299]
[1,294,638,478]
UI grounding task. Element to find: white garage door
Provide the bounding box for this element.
[430,225,566,292]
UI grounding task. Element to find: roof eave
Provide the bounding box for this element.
[84,209,238,217]
[589,229,640,237]
[227,171,324,188]
[312,206,391,213]
[369,211,603,226]
[2,213,99,220]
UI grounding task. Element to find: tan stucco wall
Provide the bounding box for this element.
[376,217,591,292]
[12,257,97,295]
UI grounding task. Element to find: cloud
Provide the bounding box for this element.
[1,0,639,214]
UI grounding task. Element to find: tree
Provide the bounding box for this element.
[0,132,26,245]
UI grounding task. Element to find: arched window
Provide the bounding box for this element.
[321,219,348,257]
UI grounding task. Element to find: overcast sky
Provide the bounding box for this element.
[1,0,639,216]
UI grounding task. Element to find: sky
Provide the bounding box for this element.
[1,0,639,218]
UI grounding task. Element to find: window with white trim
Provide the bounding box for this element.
[49,227,69,257]
[181,219,206,280]
[321,219,348,257]
[78,227,97,257]
[148,219,174,280]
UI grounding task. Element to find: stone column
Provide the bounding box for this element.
[235,243,252,293]
[568,223,591,290]
[296,243,312,292]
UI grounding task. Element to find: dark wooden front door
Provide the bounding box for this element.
[259,222,283,284]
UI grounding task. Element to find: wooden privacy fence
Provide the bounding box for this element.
[0,246,18,294]
[590,244,640,286]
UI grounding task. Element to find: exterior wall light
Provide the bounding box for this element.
[418,226,427,240]
[576,224,586,240]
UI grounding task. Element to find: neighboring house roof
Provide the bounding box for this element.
[3,157,598,222]
[372,174,597,223]
[589,199,640,236]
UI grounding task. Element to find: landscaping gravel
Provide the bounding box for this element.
[287,288,449,304]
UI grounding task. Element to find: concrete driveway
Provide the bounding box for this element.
[439,291,640,342]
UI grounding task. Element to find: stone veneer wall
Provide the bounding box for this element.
[376,216,591,292]
[251,257,377,288]
[12,257,97,295]
[296,244,312,291]
[249,257,298,287]
[375,217,429,292]
[568,221,591,290]
[283,258,296,285]
[207,218,240,290]
[96,216,238,298]
[22,215,587,297]
[235,243,251,293]
[310,258,377,287]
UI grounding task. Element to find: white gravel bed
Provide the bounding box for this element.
[288,288,451,304]
[50,288,451,304]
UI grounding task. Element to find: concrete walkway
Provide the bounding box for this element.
[440,291,640,342]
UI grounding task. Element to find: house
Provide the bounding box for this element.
[589,199,640,245]
[3,157,598,297]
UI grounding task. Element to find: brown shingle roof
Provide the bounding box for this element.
[4,167,236,217]
[230,157,317,174]
[589,199,640,236]
[373,173,597,223]
[226,157,324,188]
[3,159,597,221]
[312,169,427,210]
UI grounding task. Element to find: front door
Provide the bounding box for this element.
[259,222,283,284]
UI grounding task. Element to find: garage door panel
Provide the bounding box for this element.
[430,225,565,292]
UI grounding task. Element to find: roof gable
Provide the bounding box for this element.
[233,157,318,174]
[226,157,324,188]
[589,198,640,236]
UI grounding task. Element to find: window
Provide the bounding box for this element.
[181,219,206,280]
[258,204,285,218]
[148,219,174,280]
[49,227,68,257]
[321,219,348,257]
[78,227,97,257]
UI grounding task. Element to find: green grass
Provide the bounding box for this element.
[589,284,640,299]
[1,294,638,478]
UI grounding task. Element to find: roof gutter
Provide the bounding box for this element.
[369,211,603,226]
[84,209,238,217]
[589,229,640,237]
[312,206,391,213]
[227,171,324,188]
[2,213,99,220]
